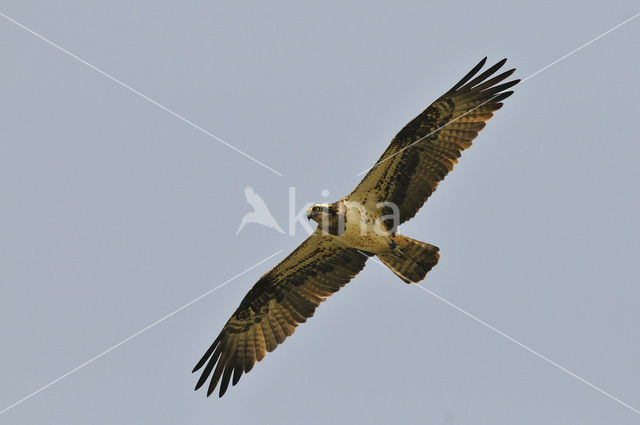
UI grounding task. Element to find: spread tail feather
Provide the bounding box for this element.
[377,235,440,283]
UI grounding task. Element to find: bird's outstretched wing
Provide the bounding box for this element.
[346,58,519,224]
[193,230,368,397]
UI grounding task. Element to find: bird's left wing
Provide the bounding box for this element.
[193,229,368,397]
[346,58,519,225]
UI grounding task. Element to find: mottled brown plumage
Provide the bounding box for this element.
[193,230,368,397]
[193,57,519,397]
[347,57,518,224]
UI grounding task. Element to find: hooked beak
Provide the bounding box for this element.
[306,208,317,220]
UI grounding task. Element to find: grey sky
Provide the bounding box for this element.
[1,1,639,424]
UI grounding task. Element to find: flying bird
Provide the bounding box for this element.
[235,186,285,235]
[193,58,519,397]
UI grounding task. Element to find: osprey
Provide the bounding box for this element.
[194,57,519,397]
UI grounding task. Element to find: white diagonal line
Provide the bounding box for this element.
[365,255,640,416]
[0,249,283,416]
[412,283,640,416]
[522,11,640,82]
[0,11,283,177]
[356,11,640,177]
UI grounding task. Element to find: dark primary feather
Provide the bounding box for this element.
[193,230,368,397]
[347,57,520,224]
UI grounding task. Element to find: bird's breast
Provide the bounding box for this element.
[339,205,390,253]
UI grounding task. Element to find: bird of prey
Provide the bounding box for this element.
[235,186,285,235]
[193,58,519,397]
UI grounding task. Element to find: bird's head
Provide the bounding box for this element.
[306,203,332,225]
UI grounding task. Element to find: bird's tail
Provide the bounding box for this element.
[377,234,440,283]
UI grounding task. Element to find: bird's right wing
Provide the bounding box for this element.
[346,58,519,225]
[193,229,369,397]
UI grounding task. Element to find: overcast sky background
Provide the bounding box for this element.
[1,1,639,424]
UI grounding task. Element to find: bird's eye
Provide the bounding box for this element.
[313,206,319,212]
